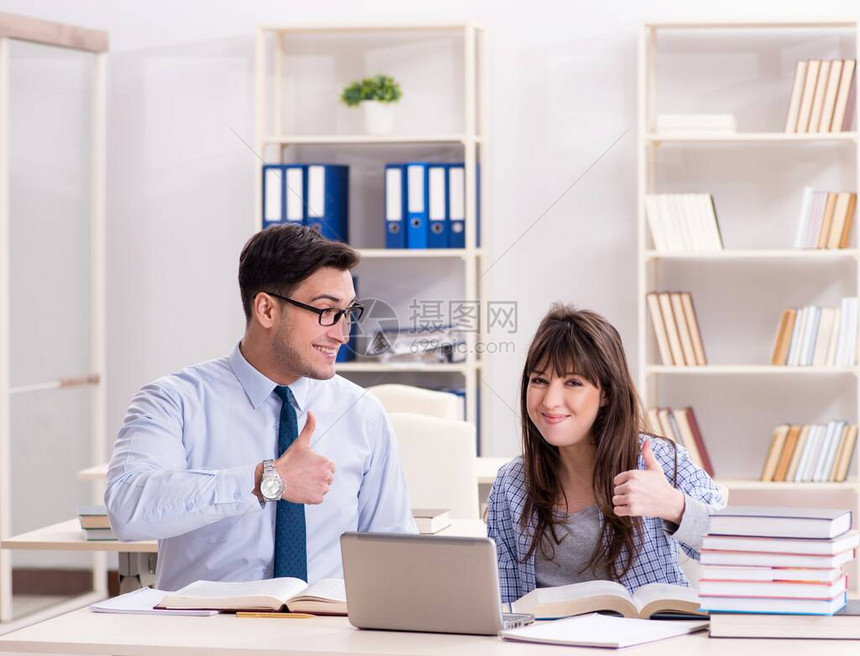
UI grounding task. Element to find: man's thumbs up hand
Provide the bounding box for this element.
[613,438,685,523]
[277,411,336,505]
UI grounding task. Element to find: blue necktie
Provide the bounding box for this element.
[273,386,307,580]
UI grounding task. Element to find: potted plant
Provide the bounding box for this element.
[340,74,402,135]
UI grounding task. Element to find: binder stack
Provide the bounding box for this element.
[261,164,349,243]
[384,162,478,249]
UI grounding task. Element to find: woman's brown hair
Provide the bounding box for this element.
[519,304,674,580]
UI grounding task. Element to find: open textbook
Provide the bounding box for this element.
[511,580,706,619]
[156,578,346,615]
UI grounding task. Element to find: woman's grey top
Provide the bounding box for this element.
[535,499,711,588]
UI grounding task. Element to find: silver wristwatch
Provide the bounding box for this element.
[260,459,284,502]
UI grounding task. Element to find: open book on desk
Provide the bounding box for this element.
[511,581,705,620]
[156,578,346,615]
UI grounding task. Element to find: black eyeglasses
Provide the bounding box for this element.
[263,291,365,327]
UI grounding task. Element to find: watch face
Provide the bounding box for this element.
[261,476,283,501]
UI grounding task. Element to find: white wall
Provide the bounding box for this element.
[3,0,860,568]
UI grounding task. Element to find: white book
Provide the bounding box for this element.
[786,306,805,366]
[700,565,844,583]
[699,594,846,616]
[812,421,838,482]
[683,194,705,251]
[794,187,815,248]
[846,298,859,366]
[785,61,808,133]
[795,424,820,482]
[658,194,684,252]
[836,297,851,366]
[812,307,835,367]
[800,305,821,366]
[820,421,847,482]
[671,194,696,252]
[793,305,813,366]
[837,297,859,366]
[826,307,842,367]
[699,576,846,599]
[700,548,856,569]
[707,506,853,539]
[501,613,709,649]
[805,191,827,250]
[644,195,670,251]
[803,426,828,482]
[808,60,832,135]
[700,531,860,556]
[702,194,723,251]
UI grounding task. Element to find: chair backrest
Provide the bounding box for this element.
[389,412,479,519]
[367,384,462,420]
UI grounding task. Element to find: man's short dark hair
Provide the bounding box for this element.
[239,224,360,322]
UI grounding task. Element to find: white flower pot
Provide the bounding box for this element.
[362,100,395,135]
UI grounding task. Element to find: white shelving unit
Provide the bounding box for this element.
[0,13,107,626]
[637,19,860,583]
[255,23,491,451]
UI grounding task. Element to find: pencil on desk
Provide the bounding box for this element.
[235,612,316,619]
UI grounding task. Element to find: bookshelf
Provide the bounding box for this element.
[255,23,491,451]
[0,13,108,625]
[637,20,860,583]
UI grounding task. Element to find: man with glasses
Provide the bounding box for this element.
[105,224,416,591]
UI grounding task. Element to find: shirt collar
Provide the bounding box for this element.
[228,341,308,412]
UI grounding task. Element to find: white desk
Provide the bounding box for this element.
[2,608,859,656]
[0,520,156,553]
[0,518,483,552]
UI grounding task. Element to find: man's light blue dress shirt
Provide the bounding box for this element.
[105,343,416,591]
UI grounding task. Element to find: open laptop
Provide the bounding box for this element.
[340,532,534,635]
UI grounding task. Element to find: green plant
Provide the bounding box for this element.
[340,74,403,107]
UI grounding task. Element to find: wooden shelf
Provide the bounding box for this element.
[357,248,483,259]
[646,365,859,375]
[716,479,858,491]
[645,249,859,261]
[644,20,858,30]
[646,132,857,144]
[263,134,482,146]
[260,22,483,35]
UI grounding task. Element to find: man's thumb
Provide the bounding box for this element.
[296,411,316,447]
[641,438,662,472]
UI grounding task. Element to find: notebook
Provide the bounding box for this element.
[501,613,709,648]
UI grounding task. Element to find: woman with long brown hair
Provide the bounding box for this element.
[487,304,723,603]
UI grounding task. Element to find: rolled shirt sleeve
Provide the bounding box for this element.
[105,382,261,542]
[662,494,710,551]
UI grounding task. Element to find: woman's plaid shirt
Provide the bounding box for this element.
[487,436,725,603]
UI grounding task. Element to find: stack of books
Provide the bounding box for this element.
[646,291,707,366]
[700,507,859,637]
[769,298,858,367]
[794,188,857,250]
[760,422,857,483]
[784,59,856,134]
[412,508,451,534]
[646,407,714,476]
[644,193,724,253]
[77,505,116,541]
